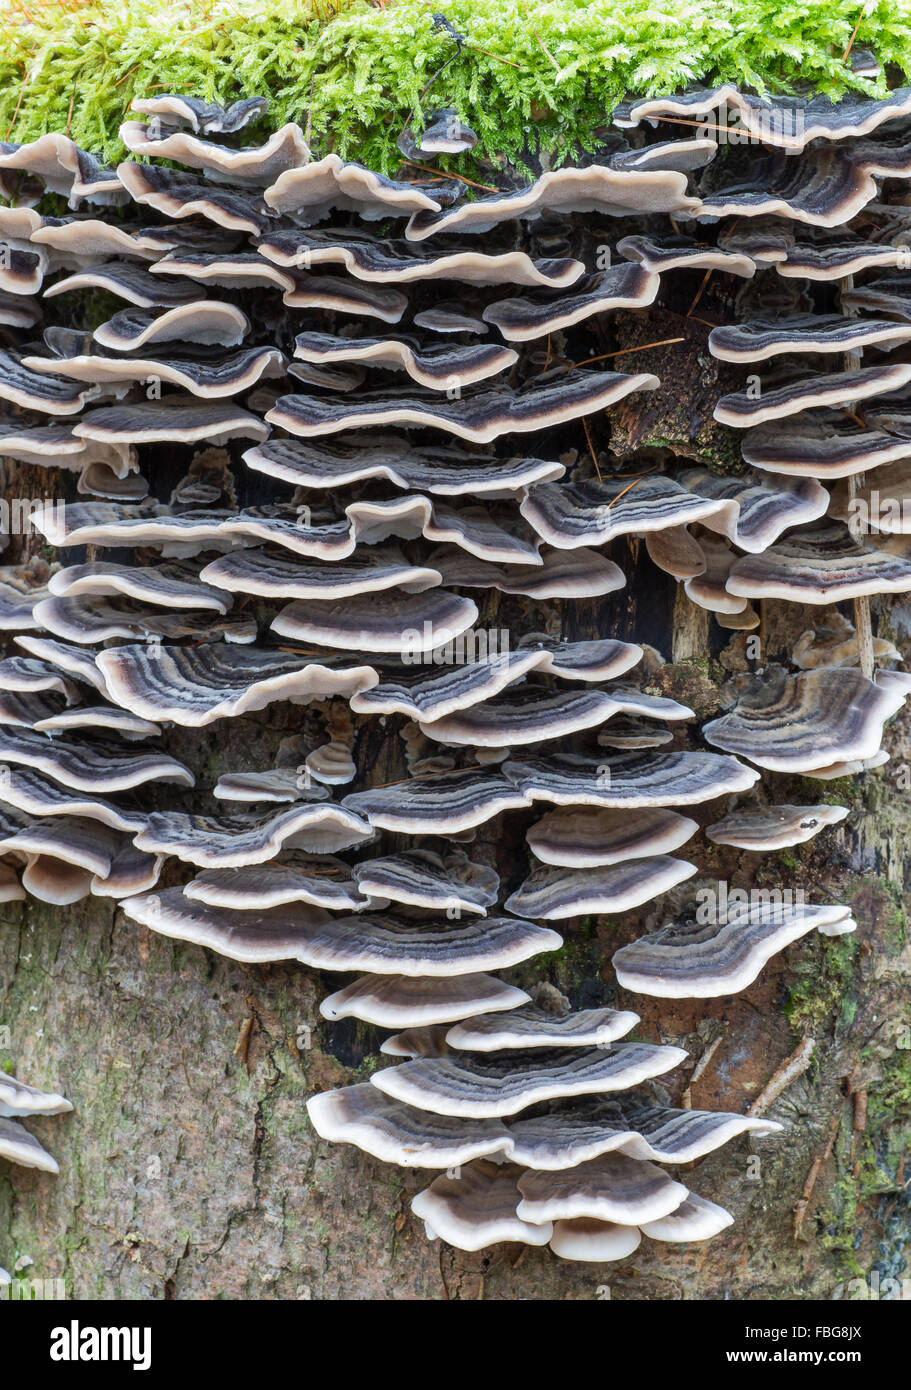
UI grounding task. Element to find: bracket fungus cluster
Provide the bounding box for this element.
[0,1071,72,1175]
[2,76,910,1266]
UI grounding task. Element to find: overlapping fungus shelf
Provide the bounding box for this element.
[3,68,910,1270]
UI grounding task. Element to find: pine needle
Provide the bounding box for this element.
[563,337,685,370]
[686,269,713,317]
[580,415,602,483]
[842,1,874,63]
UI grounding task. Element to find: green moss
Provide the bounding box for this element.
[786,933,859,1036]
[0,1,908,174]
[636,430,745,472]
[880,881,906,949]
[800,774,860,806]
[532,918,595,966]
[848,873,907,956]
[821,1162,886,1270]
[869,1043,911,1115]
[803,891,909,1271]
[352,1052,383,1081]
[820,1047,911,1270]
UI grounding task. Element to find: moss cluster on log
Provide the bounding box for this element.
[0,0,909,172]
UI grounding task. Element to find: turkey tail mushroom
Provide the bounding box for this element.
[5,91,903,1271]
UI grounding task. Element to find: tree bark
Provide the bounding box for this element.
[1,282,909,1303]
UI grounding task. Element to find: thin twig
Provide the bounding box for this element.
[114,63,140,88]
[399,159,499,193]
[641,114,733,136]
[466,41,522,69]
[686,268,713,317]
[681,1034,723,1108]
[4,69,30,140]
[606,475,642,508]
[519,0,559,71]
[580,415,601,483]
[561,336,685,371]
[397,47,460,152]
[748,1036,815,1117]
[841,6,869,64]
[305,74,315,153]
[794,1109,842,1240]
[400,22,520,163]
[664,306,719,330]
